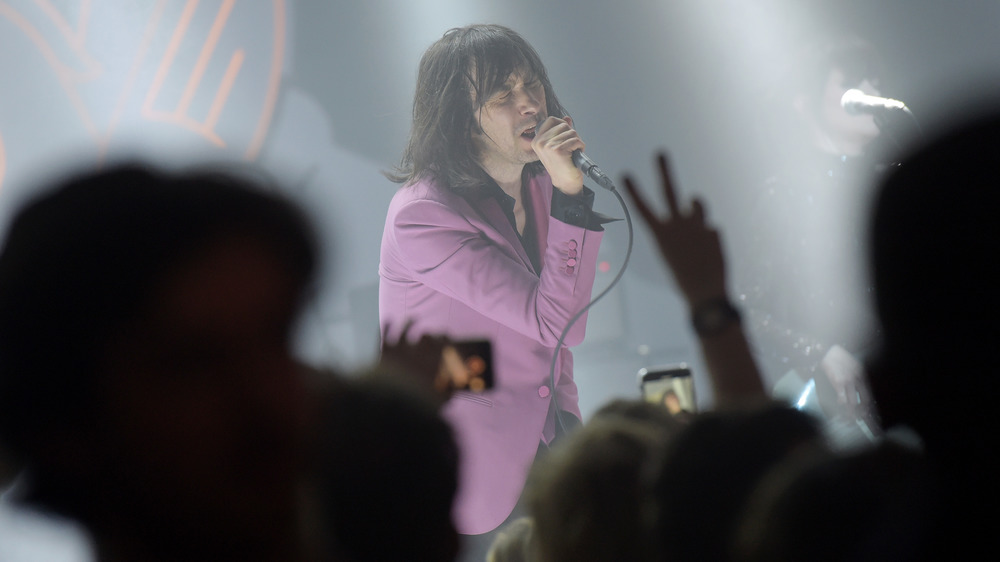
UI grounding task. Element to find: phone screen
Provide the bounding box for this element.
[639,364,696,414]
[445,340,495,392]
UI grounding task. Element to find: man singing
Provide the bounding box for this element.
[379,24,608,541]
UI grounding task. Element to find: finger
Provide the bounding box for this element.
[537,128,579,146]
[535,116,566,136]
[398,319,415,343]
[419,333,448,349]
[658,152,681,218]
[691,197,707,223]
[622,175,658,227]
[564,115,574,129]
[547,134,585,153]
[535,122,571,142]
[543,128,580,143]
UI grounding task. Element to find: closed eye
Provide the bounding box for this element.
[487,88,514,106]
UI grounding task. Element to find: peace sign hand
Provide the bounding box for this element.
[622,152,728,309]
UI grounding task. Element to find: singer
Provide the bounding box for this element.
[732,35,886,446]
[378,23,609,547]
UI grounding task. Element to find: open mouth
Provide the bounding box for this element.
[521,126,536,140]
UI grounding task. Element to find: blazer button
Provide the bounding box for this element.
[566,258,577,267]
[537,386,551,398]
[568,240,578,250]
[568,249,578,258]
[566,266,575,274]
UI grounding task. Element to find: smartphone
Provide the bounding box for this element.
[638,363,696,414]
[444,340,495,392]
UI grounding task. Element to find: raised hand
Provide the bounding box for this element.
[378,321,456,402]
[623,151,765,402]
[379,321,492,404]
[622,152,727,309]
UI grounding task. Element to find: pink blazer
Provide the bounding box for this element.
[378,172,603,534]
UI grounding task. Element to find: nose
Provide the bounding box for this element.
[515,85,541,115]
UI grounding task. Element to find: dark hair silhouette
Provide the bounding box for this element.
[0,164,317,466]
[652,406,822,562]
[863,111,1000,558]
[315,377,460,561]
[867,114,1000,445]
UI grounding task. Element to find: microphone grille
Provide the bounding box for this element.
[841,89,867,115]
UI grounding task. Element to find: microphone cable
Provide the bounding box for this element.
[547,175,633,437]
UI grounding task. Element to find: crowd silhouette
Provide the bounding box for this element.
[1,101,998,562]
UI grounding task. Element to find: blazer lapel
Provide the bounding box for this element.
[528,176,551,275]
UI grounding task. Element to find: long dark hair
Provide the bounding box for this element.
[388,24,566,194]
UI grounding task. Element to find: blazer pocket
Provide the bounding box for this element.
[453,391,494,407]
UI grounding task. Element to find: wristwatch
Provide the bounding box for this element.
[691,298,742,337]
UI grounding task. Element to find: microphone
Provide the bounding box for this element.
[572,150,616,191]
[841,89,908,115]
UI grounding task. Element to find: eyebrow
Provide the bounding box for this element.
[501,74,539,91]
[487,78,518,99]
[482,72,542,106]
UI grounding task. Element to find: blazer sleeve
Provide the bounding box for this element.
[390,197,603,347]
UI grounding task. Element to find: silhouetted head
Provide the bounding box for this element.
[765,35,884,157]
[735,443,931,562]
[0,163,318,558]
[867,113,1000,449]
[528,416,664,562]
[314,376,460,562]
[651,406,823,562]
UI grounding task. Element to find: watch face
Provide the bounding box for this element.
[707,309,726,324]
[693,299,740,336]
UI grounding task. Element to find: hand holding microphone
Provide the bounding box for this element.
[532,116,586,195]
[533,115,617,193]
